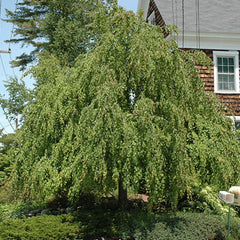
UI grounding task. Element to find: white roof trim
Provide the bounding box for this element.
[168,32,240,50]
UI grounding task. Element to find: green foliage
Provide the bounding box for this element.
[5,0,113,70]
[0,205,237,240]
[0,153,12,186]
[0,214,82,239]
[0,204,14,221]
[118,211,227,240]
[0,133,16,154]
[229,217,240,240]
[178,185,238,217]
[0,133,17,186]
[11,5,240,210]
[198,186,237,216]
[0,76,33,127]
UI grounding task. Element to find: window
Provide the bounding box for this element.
[213,51,239,93]
[148,11,156,25]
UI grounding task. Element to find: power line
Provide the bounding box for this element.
[172,0,175,26]
[0,54,7,79]
[9,0,18,48]
[195,0,200,49]
[0,0,19,133]
[0,121,9,134]
[9,0,18,77]
[182,0,185,48]
[171,0,177,42]
[175,0,178,44]
[1,108,15,132]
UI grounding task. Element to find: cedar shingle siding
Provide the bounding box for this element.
[192,49,240,115]
[149,0,240,116]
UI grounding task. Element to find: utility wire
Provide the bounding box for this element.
[9,0,18,47]
[1,108,15,132]
[182,0,184,48]
[195,0,200,49]
[0,55,15,132]
[0,0,19,133]
[171,0,176,41]
[9,0,18,77]
[0,55,7,78]
[175,0,178,44]
[172,0,175,26]
[0,122,9,134]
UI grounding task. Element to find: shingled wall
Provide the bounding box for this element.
[149,0,240,116]
[192,49,240,116]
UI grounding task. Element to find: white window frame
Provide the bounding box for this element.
[148,11,156,25]
[213,51,239,94]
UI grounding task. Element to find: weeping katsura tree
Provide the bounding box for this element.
[11,4,240,209]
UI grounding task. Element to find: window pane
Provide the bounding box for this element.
[229,74,235,83]
[223,66,228,73]
[218,82,223,90]
[218,74,235,90]
[223,82,229,89]
[217,57,222,65]
[218,74,223,82]
[223,58,228,65]
[218,66,223,72]
[229,66,234,73]
[229,57,234,65]
[223,75,228,82]
[229,83,235,90]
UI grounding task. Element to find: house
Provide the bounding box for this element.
[137,0,240,128]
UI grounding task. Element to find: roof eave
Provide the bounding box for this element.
[168,32,240,50]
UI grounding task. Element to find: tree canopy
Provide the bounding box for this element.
[5,0,111,70]
[11,5,240,209]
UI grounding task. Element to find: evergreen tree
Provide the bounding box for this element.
[5,0,107,70]
[11,5,240,209]
[2,0,111,128]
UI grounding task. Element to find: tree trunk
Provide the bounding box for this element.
[118,175,128,208]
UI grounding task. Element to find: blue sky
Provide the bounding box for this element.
[118,0,138,12]
[0,0,139,134]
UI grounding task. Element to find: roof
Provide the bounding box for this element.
[151,0,240,34]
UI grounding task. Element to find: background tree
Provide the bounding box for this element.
[2,0,114,129]
[0,132,16,186]
[10,5,240,209]
[0,76,33,130]
[5,0,110,70]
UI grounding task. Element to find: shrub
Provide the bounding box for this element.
[178,185,238,217]
[119,211,228,240]
[0,205,239,240]
[229,216,240,240]
[0,214,83,240]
